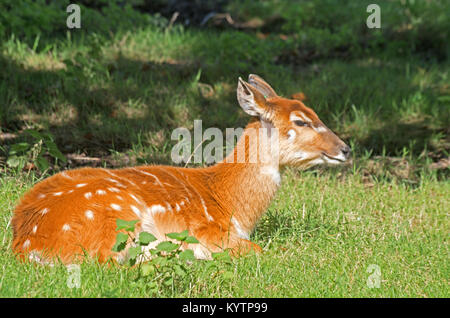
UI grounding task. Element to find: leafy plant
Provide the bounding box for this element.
[6,129,66,172]
[112,219,201,293]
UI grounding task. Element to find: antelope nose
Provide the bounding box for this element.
[341,145,351,159]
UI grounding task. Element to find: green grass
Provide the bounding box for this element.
[1,170,448,297]
[0,0,449,297]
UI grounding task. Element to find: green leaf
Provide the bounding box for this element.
[128,246,141,259]
[212,251,231,262]
[6,155,21,168]
[139,232,157,246]
[204,261,217,271]
[45,140,67,162]
[9,142,30,155]
[35,155,50,171]
[166,230,188,241]
[179,249,195,261]
[152,256,168,267]
[148,281,158,292]
[116,219,139,232]
[156,241,179,252]
[141,263,156,277]
[193,68,202,83]
[149,249,159,257]
[25,129,44,141]
[128,246,141,261]
[112,232,128,252]
[184,236,200,244]
[173,264,186,277]
[163,276,173,286]
[437,95,450,102]
[41,132,54,142]
[222,271,234,280]
[128,258,137,266]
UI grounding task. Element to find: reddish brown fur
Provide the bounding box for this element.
[11,75,349,264]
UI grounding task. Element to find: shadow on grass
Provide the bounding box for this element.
[359,120,449,159]
[0,44,448,171]
[0,52,245,166]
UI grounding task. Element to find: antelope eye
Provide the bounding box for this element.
[294,120,308,127]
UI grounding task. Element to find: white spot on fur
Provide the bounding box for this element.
[28,250,53,266]
[132,169,163,186]
[61,172,72,179]
[130,205,141,217]
[53,192,63,196]
[76,183,87,188]
[114,254,126,265]
[141,213,161,245]
[28,250,40,261]
[129,193,142,204]
[96,189,106,195]
[165,202,173,212]
[32,225,37,234]
[41,208,49,215]
[175,203,181,212]
[23,240,31,249]
[116,195,123,201]
[38,194,46,199]
[108,187,120,193]
[199,196,213,221]
[260,166,281,185]
[192,245,212,260]
[105,177,127,188]
[62,224,71,231]
[67,190,74,194]
[110,203,122,211]
[148,204,166,214]
[85,210,94,220]
[84,192,92,199]
[287,129,296,141]
[125,179,137,186]
[231,217,249,240]
[106,170,135,186]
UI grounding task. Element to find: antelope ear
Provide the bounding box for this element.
[237,77,270,117]
[248,74,278,99]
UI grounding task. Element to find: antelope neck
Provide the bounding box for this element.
[207,120,281,234]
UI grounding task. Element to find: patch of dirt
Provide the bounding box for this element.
[429,157,450,170]
[0,132,18,142]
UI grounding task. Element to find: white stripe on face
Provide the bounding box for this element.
[287,129,296,141]
[293,150,314,161]
[312,124,328,133]
[290,112,312,123]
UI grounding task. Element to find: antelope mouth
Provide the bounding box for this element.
[322,152,347,164]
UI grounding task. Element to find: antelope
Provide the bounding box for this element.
[11,75,350,264]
